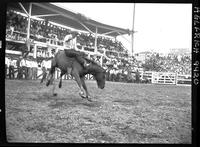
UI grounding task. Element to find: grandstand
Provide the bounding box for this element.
[6,3,130,64]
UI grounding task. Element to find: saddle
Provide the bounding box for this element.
[64,49,90,68]
[64,49,87,58]
[64,49,100,67]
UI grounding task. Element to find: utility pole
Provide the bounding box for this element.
[131,3,136,57]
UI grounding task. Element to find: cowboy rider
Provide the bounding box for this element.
[64,31,90,68]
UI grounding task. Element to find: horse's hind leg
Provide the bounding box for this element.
[58,72,65,88]
[40,71,47,83]
[46,66,56,87]
[52,78,57,96]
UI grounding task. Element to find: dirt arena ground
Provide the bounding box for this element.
[5,79,191,143]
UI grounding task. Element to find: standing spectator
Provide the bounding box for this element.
[20,57,27,79]
[5,56,10,78]
[41,58,52,83]
[117,69,123,82]
[26,58,30,79]
[9,57,15,79]
[109,68,114,81]
[16,56,22,79]
[12,58,17,78]
[24,58,29,79]
[32,59,38,80]
[40,59,47,83]
[113,68,118,82]
[135,69,140,83]
[26,57,33,80]
[123,69,128,82]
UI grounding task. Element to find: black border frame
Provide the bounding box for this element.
[0,0,198,147]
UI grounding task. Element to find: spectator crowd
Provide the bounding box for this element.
[6,9,127,56]
[142,53,191,75]
[5,55,38,80]
[5,9,191,83]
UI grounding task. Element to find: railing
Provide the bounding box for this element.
[151,72,176,85]
[176,74,191,85]
[6,30,128,60]
[140,71,191,85]
[140,71,153,83]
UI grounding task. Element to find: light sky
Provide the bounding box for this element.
[53,3,192,54]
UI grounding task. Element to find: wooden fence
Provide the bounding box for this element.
[141,71,191,85]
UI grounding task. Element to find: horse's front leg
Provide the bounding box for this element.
[46,73,53,86]
[80,76,92,101]
[52,77,57,96]
[72,71,87,99]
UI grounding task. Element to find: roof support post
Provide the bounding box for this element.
[19,3,29,16]
[32,14,60,18]
[33,44,37,58]
[77,20,94,35]
[101,30,116,36]
[117,32,131,43]
[27,3,32,51]
[94,27,98,53]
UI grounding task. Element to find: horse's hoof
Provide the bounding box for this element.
[46,80,50,86]
[79,91,86,98]
[87,97,92,102]
[79,93,86,99]
[53,93,57,96]
[58,84,62,88]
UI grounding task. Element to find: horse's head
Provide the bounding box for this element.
[81,57,106,89]
[91,66,106,89]
[94,70,106,89]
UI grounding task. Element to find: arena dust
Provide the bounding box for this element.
[5,79,191,143]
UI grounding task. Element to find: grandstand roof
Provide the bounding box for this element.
[7,2,131,37]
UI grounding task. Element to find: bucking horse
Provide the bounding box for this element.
[46,49,106,102]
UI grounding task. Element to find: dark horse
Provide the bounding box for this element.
[46,50,106,101]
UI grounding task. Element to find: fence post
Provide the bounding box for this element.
[175,73,178,85]
[164,73,166,84]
